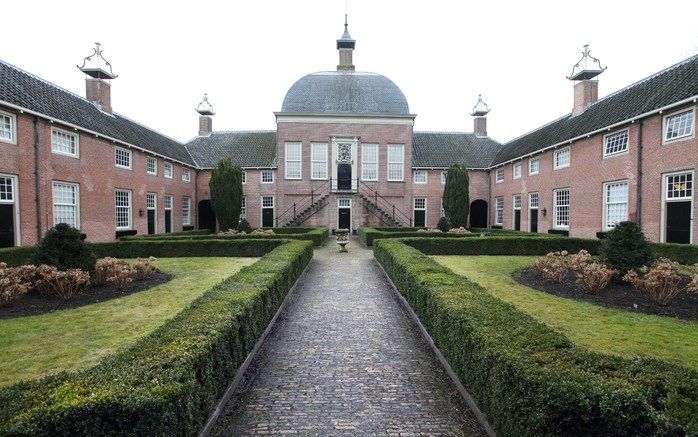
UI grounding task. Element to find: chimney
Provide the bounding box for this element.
[471,94,490,137]
[77,42,117,114]
[337,15,356,71]
[567,44,606,116]
[196,93,215,137]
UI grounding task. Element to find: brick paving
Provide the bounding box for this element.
[210,237,486,436]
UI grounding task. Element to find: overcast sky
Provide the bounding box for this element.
[2,0,697,144]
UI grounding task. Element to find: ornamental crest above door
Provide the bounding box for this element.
[337,144,352,163]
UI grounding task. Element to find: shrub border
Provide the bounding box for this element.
[120,227,329,247]
[358,227,559,247]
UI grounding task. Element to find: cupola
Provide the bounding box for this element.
[470,94,490,137]
[567,44,606,116]
[337,15,356,71]
[77,42,117,113]
[196,93,215,137]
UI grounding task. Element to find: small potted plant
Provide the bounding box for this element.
[336,228,349,252]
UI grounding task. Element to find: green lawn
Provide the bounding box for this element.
[0,257,257,387]
[433,256,698,370]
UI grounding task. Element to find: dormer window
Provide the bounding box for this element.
[664,109,694,143]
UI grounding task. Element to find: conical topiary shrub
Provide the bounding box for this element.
[600,221,653,275]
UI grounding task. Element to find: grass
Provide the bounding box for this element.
[0,257,257,387]
[433,255,698,370]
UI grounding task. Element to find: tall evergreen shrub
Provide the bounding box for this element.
[600,221,653,275]
[209,159,243,232]
[32,223,96,272]
[442,164,470,227]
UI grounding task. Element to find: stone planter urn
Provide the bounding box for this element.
[336,229,349,252]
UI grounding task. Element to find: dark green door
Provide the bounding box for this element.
[0,204,14,248]
[514,210,521,231]
[530,209,538,233]
[338,208,351,230]
[262,208,274,228]
[147,210,156,235]
[666,201,691,244]
[337,164,351,190]
[165,210,172,233]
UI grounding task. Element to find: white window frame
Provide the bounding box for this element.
[146,192,157,234]
[115,147,132,170]
[115,189,132,230]
[528,192,539,232]
[513,162,522,179]
[528,157,539,175]
[52,181,80,228]
[603,128,630,157]
[553,147,570,170]
[240,196,246,219]
[0,110,17,145]
[181,167,191,182]
[495,197,504,225]
[164,162,173,179]
[0,174,20,245]
[261,195,275,228]
[182,196,191,226]
[414,170,428,184]
[261,170,274,184]
[164,194,173,211]
[311,142,328,180]
[146,157,157,175]
[663,108,695,144]
[602,180,629,231]
[495,167,504,183]
[553,188,571,229]
[285,142,302,180]
[51,127,79,158]
[242,170,247,184]
[661,170,694,243]
[441,171,447,184]
[361,143,379,181]
[413,197,427,226]
[387,144,404,182]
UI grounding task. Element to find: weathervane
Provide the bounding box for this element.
[77,42,118,79]
[196,93,215,116]
[470,94,490,116]
[567,44,606,81]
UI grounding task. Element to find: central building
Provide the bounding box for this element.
[186,19,498,232]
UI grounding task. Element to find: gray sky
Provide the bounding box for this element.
[3,0,697,144]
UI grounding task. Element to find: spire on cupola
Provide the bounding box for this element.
[336,14,356,71]
[196,93,215,137]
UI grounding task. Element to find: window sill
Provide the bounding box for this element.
[51,151,80,159]
[662,134,694,145]
[553,165,570,170]
[115,165,132,170]
[603,150,629,159]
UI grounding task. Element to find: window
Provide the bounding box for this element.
[529,157,539,175]
[147,157,157,175]
[441,171,447,184]
[604,129,629,156]
[554,147,570,169]
[513,194,522,209]
[242,171,246,184]
[146,193,156,210]
[495,167,504,182]
[182,197,191,225]
[440,198,445,217]
[164,195,172,210]
[115,189,132,229]
[338,198,351,208]
[529,192,539,209]
[0,110,16,143]
[414,198,426,210]
[240,197,246,219]
[164,162,173,179]
[414,170,427,184]
[261,170,274,183]
[182,167,191,182]
[604,181,628,230]
[115,147,132,169]
[666,172,692,199]
[51,128,79,157]
[361,144,378,181]
[553,188,570,228]
[311,143,328,179]
[495,197,504,225]
[52,182,79,228]
[664,109,694,142]
[0,176,14,201]
[285,142,302,179]
[513,162,521,179]
[262,196,274,208]
[387,144,404,181]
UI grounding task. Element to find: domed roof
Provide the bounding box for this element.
[281,71,410,116]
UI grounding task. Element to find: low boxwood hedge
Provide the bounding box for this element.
[374,239,697,436]
[358,227,559,247]
[403,236,603,255]
[121,227,329,247]
[0,239,313,435]
[651,242,698,265]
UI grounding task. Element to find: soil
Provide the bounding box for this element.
[514,268,697,322]
[0,273,172,320]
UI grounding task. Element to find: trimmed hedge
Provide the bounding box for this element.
[652,242,698,265]
[358,227,560,247]
[121,227,329,247]
[402,236,602,255]
[122,229,213,239]
[0,246,36,267]
[0,239,313,435]
[374,239,697,436]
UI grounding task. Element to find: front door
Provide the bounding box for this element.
[337,164,351,190]
[530,209,538,233]
[514,210,521,231]
[338,208,351,230]
[165,210,172,233]
[413,198,426,227]
[0,204,14,248]
[147,210,156,235]
[666,201,691,244]
[262,208,274,228]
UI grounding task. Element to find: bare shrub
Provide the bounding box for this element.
[533,251,569,284]
[94,257,131,286]
[623,258,684,305]
[0,263,29,306]
[568,250,592,273]
[448,227,471,234]
[94,257,160,288]
[575,263,616,294]
[34,265,89,299]
[132,257,160,281]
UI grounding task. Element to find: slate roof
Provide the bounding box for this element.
[0,59,195,166]
[281,71,411,115]
[493,54,698,165]
[413,132,502,169]
[185,131,277,169]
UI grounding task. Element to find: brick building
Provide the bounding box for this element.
[0,23,696,247]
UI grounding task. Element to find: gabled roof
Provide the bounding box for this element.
[413,132,502,169]
[185,131,277,169]
[0,59,195,166]
[493,54,698,165]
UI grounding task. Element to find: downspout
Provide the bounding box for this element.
[486,169,491,229]
[194,169,198,230]
[636,120,643,227]
[33,116,42,241]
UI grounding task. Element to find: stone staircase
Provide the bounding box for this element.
[283,194,330,227]
[357,193,403,227]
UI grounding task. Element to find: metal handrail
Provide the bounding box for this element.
[275,179,331,227]
[357,179,412,226]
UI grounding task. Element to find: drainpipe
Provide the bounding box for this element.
[194,168,198,230]
[486,169,491,229]
[33,116,42,241]
[636,120,643,227]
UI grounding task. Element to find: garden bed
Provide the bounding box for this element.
[515,267,697,321]
[0,272,172,319]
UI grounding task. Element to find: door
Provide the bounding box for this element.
[469,199,487,228]
[413,198,426,227]
[338,208,351,230]
[337,163,352,190]
[666,201,691,244]
[530,209,538,233]
[514,210,521,231]
[198,199,216,233]
[529,192,539,233]
[0,204,14,248]
[147,210,156,234]
[165,211,172,233]
[146,193,156,235]
[262,208,274,227]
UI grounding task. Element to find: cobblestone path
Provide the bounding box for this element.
[210,237,486,436]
